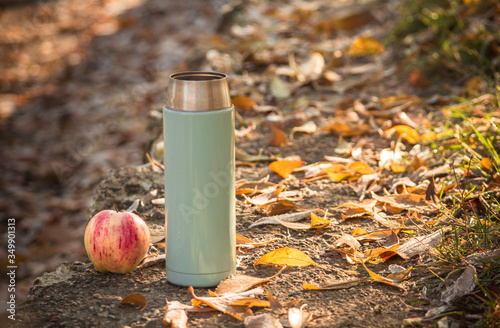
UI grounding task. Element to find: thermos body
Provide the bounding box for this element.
[163,72,236,287]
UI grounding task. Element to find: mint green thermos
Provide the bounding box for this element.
[163,71,236,287]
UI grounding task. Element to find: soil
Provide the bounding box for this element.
[3,0,492,327]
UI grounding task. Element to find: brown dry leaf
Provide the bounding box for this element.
[275,218,311,230]
[232,95,257,110]
[244,313,284,328]
[163,301,188,328]
[323,239,370,264]
[408,69,430,89]
[189,286,264,321]
[255,247,325,269]
[332,234,361,251]
[270,160,305,178]
[303,278,369,290]
[266,290,285,314]
[249,209,318,228]
[288,304,312,328]
[397,229,447,260]
[263,200,300,216]
[215,268,285,295]
[236,233,255,245]
[364,244,399,262]
[348,36,384,57]
[269,128,287,146]
[119,293,147,309]
[371,192,438,214]
[385,125,420,144]
[137,254,166,269]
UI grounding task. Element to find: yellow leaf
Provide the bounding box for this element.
[361,262,390,282]
[303,281,320,290]
[232,95,256,110]
[349,162,374,174]
[323,122,372,137]
[327,172,355,182]
[119,293,147,309]
[385,125,420,144]
[348,37,384,57]
[255,247,325,268]
[270,160,305,178]
[351,228,368,236]
[310,212,330,229]
[421,131,437,142]
[390,161,407,173]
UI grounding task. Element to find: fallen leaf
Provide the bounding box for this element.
[362,263,407,292]
[441,266,477,304]
[244,187,285,206]
[270,75,291,99]
[323,121,372,137]
[288,304,312,328]
[119,293,147,309]
[189,286,265,321]
[244,313,284,328]
[236,178,278,195]
[481,157,491,170]
[249,210,317,228]
[385,125,420,144]
[291,52,325,82]
[333,234,361,251]
[232,95,257,110]
[267,290,285,314]
[397,229,447,260]
[371,192,438,214]
[255,247,325,268]
[138,254,166,268]
[215,267,285,295]
[386,266,412,283]
[163,301,188,328]
[269,128,287,146]
[236,148,280,162]
[290,121,317,140]
[303,278,368,290]
[263,200,300,216]
[236,233,279,248]
[270,160,305,178]
[348,36,384,57]
[310,212,330,229]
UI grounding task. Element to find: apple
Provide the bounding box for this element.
[84,209,151,273]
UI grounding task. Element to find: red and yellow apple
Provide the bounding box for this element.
[84,209,151,273]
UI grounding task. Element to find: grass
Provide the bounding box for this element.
[389,0,500,83]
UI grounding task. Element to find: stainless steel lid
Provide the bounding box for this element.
[165,71,231,112]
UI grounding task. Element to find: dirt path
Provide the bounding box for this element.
[3,0,498,327]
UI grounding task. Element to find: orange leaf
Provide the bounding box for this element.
[270,160,304,178]
[232,95,256,110]
[255,247,324,268]
[323,122,371,137]
[215,268,285,295]
[348,36,384,57]
[349,162,374,174]
[481,157,491,170]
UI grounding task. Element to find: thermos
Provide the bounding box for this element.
[163,71,236,287]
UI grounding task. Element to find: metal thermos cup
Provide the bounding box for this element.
[163,71,236,287]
